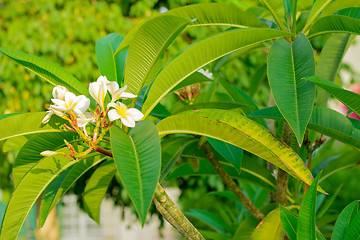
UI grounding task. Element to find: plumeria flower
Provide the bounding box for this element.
[107,102,144,127]
[42,85,70,124]
[197,68,214,80]
[40,150,65,157]
[107,83,137,103]
[51,92,90,117]
[77,112,95,136]
[52,85,69,100]
[89,76,108,109]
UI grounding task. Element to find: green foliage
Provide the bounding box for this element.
[110,121,161,225]
[1,0,360,238]
[268,33,315,143]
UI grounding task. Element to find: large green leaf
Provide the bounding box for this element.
[316,33,352,106]
[83,160,116,224]
[279,205,298,240]
[307,76,360,117]
[157,109,319,189]
[13,132,78,186]
[252,208,283,240]
[96,33,125,83]
[268,33,315,143]
[0,149,85,239]
[0,48,88,96]
[297,173,321,240]
[248,106,360,150]
[124,15,190,95]
[0,112,67,142]
[164,3,268,28]
[308,15,360,38]
[344,209,360,240]
[38,155,105,227]
[331,200,359,240]
[322,0,360,16]
[114,3,268,56]
[110,120,161,225]
[303,0,333,33]
[142,29,292,117]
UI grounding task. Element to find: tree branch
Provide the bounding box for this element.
[202,142,265,221]
[154,184,205,240]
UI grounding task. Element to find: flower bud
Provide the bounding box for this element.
[52,86,69,100]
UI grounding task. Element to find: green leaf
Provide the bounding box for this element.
[83,160,116,224]
[248,106,360,150]
[160,137,196,182]
[124,15,190,95]
[96,33,125,83]
[110,120,161,225]
[234,214,259,240]
[38,155,105,228]
[185,209,230,233]
[114,2,269,56]
[142,29,293,117]
[14,132,78,186]
[308,15,360,38]
[344,209,360,240]
[307,76,360,117]
[157,109,318,190]
[297,172,322,240]
[0,48,88,96]
[164,3,268,28]
[279,205,298,240]
[252,208,283,240]
[322,0,360,16]
[173,102,251,114]
[331,200,359,240]
[317,184,343,218]
[207,137,243,173]
[303,0,333,33]
[0,112,67,142]
[0,149,83,239]
[258,0,286,30]
[316,33,352,106]
[268,33,315,143]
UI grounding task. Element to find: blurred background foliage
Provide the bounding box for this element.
[1,1,360,237]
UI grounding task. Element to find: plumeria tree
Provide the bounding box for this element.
[1,1,360,239]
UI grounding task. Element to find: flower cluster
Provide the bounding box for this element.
[41,76,144,159]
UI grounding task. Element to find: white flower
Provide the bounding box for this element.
[40,150,64,157]
[197,68,214,80]
[89,76,108,109]
[107,102,144,127]
[77,112,95,136]
[42,110,54,124]
[52,85,69,100]
[51,92,90,117]
[107,83,137,103]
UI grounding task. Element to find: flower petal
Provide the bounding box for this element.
[97,76,109,84]
[119,92,137,99]
[52,86,68,100]
[108,109,121,122]
[51,98,66,107]
[107,102,118,110]
[127,108,144,121]
[121,116,135,128]
[75,95,90,113]
[107,81,119,96]
[42,111,54,124]
[89,82,99,101]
